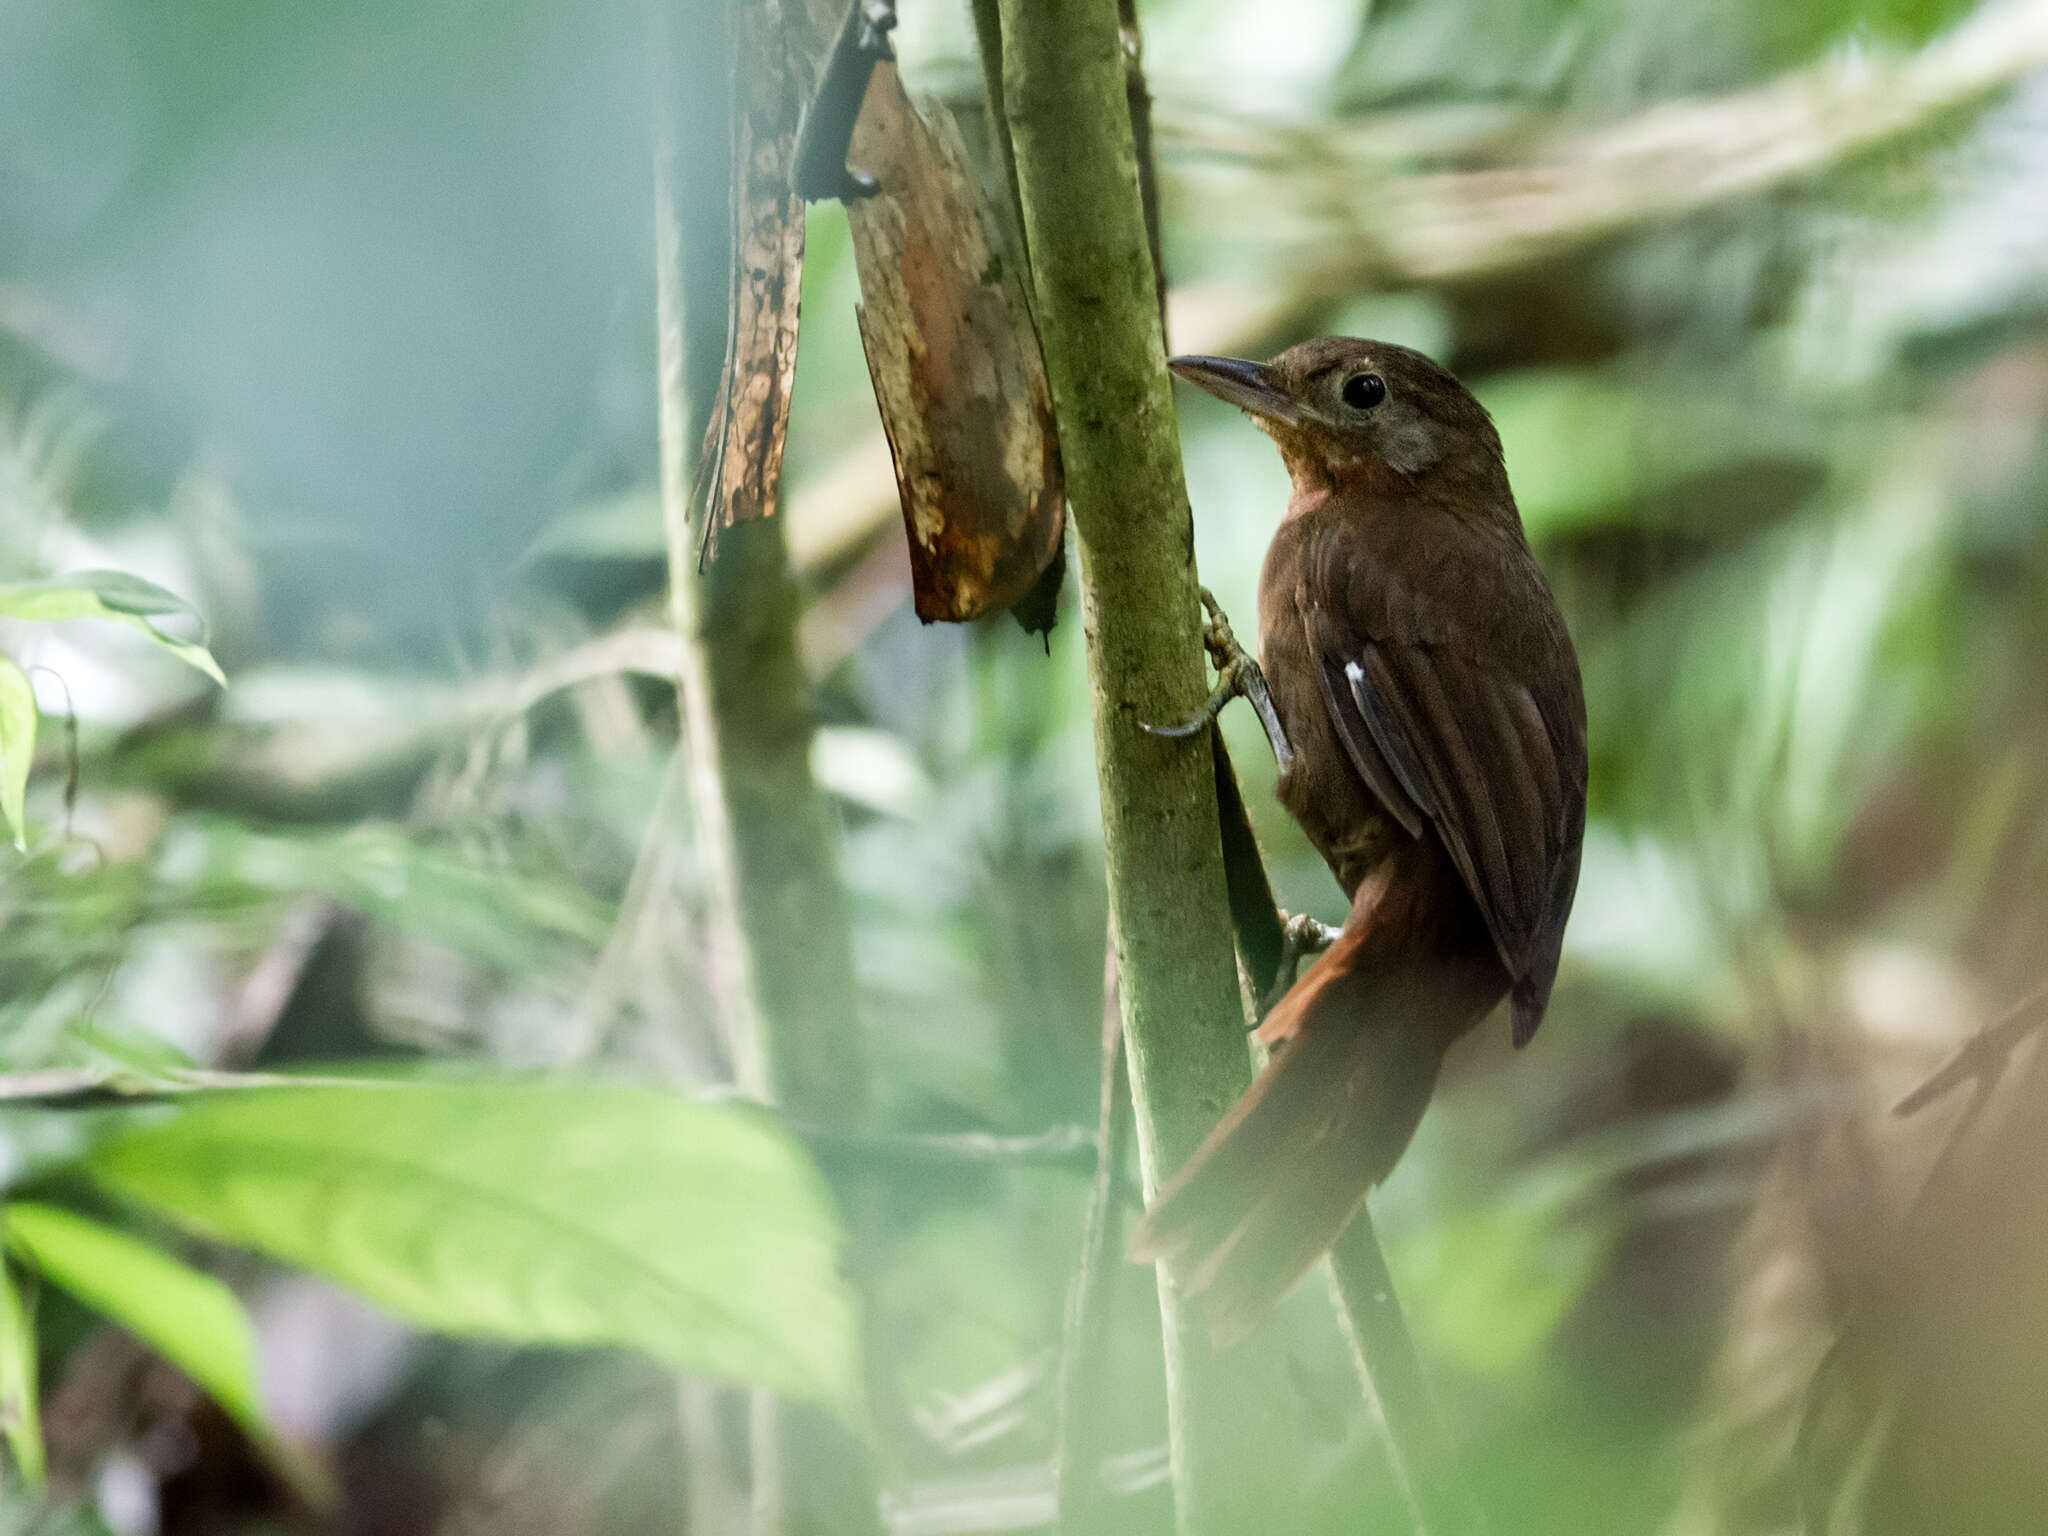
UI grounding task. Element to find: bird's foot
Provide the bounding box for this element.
[792,0,901,202]
[1258,911,1342,1016]
[1142,588,1294,773]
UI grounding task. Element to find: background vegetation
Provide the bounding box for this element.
[2,0,2047,1531]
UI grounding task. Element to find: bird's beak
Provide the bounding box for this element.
[1167,355,1302,425]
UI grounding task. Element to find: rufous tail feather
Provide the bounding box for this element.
[1127,844,1499,1346]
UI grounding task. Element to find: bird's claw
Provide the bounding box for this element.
[1141,588,1295,773]
[1257,912,1342,1017]
[1283,911,1343,956]
[1141,672,1241,740]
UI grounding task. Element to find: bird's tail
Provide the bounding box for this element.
[1127,844,1499,1346]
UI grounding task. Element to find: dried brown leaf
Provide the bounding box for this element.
[696,0,818,566]
[844,67,1064,624]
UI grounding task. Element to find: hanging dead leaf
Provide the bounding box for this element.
[842,66,1064,626]
[695,0,817,567]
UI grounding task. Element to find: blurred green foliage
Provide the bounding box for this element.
[1,0,2046,1530]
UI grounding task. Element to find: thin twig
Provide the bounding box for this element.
[797,1121,1098,1175]
[1892,980,2048,1117]
[1328,1215,1485,1536]
[1053,947,1134,1532]
[967,0,1028,268]
[0,1067,399,1107]
[1219,747,1472,1535]
[1115,0,1166,330]
[792,0,898,202]
[1795,984,2048,1525]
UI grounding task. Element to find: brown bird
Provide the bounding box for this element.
[1129,337,1587,1342]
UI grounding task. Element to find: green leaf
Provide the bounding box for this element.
[83,1082,861,1417]
[0,570,193,624]
[0,572,225,687]
[0,1255,43,1490]
[4,1204,265,1443]
[0,656,35,851]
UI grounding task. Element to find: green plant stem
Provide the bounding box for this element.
[966,0,1027,261]
[993,2,1291,1527]
[656,106,861,1110]
[1113,0,1166,327]
[989,3,1475,1526]
[1215,753,1469,1535]
[653,12,876,1531]
[1052,949,1131,1533]
[1328,1214,1486,1536]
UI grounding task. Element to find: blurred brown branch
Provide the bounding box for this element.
[1166,0,2048,280]
[1892,979,2048,1117]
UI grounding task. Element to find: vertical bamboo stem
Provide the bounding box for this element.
[992,2,1292,1527]
[652,10,876,1531]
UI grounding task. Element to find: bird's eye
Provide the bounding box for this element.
[1341,373,1387,410]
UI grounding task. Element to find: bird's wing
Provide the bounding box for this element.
[1310,646,1427,841]
[1296,536,1585,1044]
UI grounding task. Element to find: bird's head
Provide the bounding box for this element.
[1168,337,1505,499]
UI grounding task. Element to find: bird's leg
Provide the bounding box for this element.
[792,0,901,203]
[1143,588,1294,775]
[1260,911,1342,1015]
